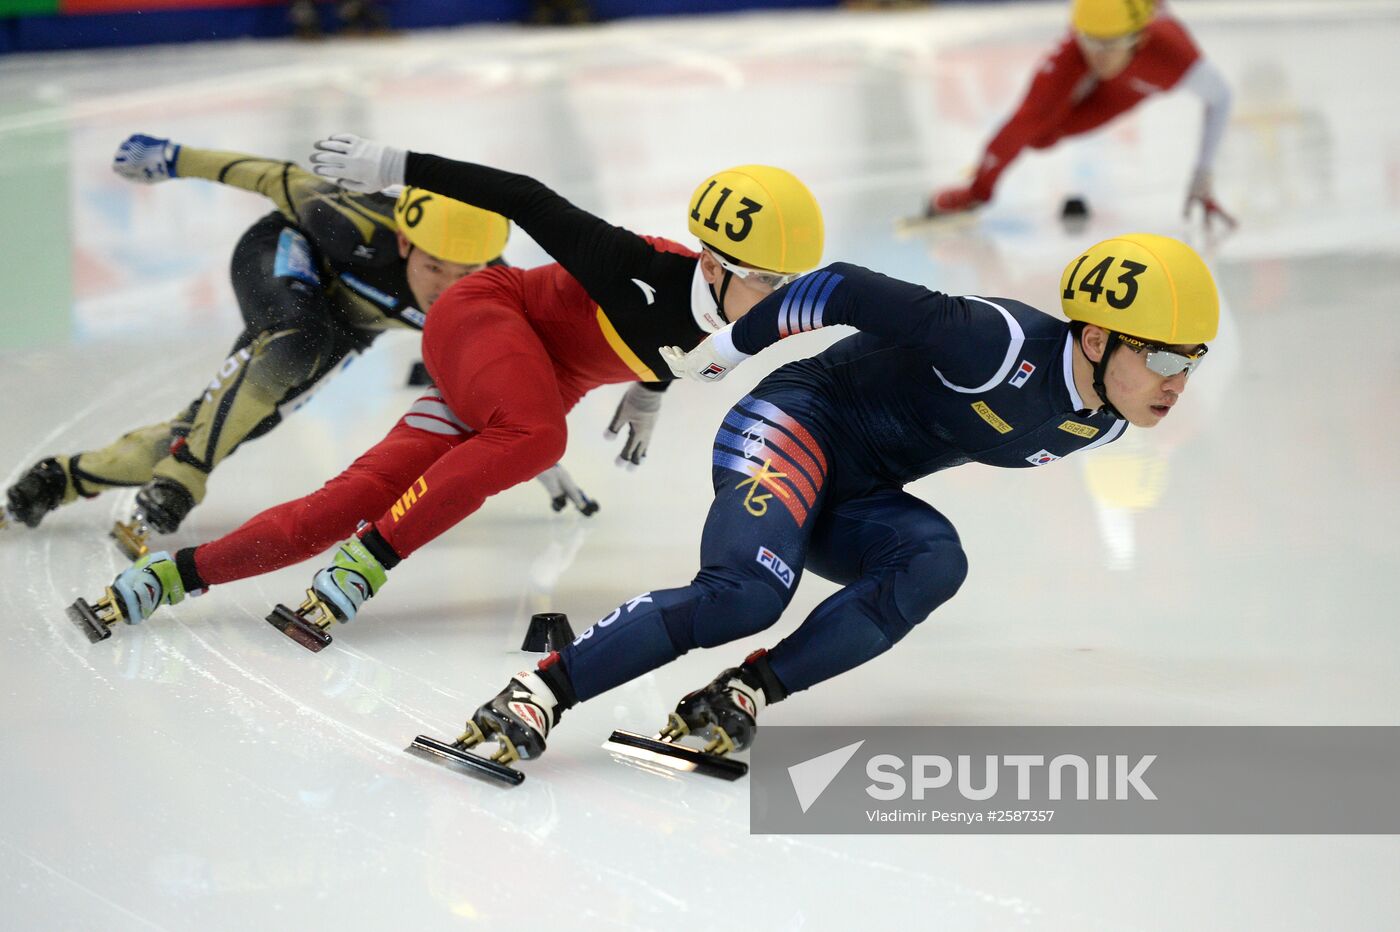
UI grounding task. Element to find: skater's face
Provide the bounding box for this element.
[699,249,793,323]
[1081,325,1203,427]
[398,232,486,311]
[1076,32,1139,80]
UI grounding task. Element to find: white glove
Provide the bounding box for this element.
[308,133,407,193]
[1183,168,1237,230]
[112,134,181,184]
[659,325,750,384]
[606,384,664,467]
[535,464,598,517]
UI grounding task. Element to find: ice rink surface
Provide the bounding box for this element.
[2,1,1398,928]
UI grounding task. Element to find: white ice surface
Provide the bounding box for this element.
[1,2,1398,929]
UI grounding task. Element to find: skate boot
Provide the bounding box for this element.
[406,654,578,786]
[665,649,788,754]
[266,531,394,652]
[471,656,578,763]
[112,477,196,559]
[5,457,73,529]
[67,551,190,643]
[895,185,983,236]
[604,650,785,780]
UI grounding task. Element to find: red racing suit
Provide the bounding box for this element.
[967,15,1202,202]
[179,156,714,588]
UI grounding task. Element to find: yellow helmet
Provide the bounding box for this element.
[687,165,823,274]
[1071,0,1156,39]
[394,187,508,265]
[1060,233,1218,345]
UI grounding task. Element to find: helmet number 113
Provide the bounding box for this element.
[691,181,763,243]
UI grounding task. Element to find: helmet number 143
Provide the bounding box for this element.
[1061,254,1148,310]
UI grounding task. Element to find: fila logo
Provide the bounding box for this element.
[390,476,429,521]
[631,278,657,305]
[1009,360,1035,388]
[1026,449,1061,466]
[756,546,794,589]
[701,363,728,380]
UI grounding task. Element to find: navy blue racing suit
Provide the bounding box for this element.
[559,262,1128,701]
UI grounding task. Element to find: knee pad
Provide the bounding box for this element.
[686,567,791,650]
[496,417,568,477]
[248,320,337,389]
[527,420,568,468]
[883,539,969,638]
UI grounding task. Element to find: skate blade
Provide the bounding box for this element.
[602,730,748,781]
[405,734,526,786]
[66,597,115,644]
[109,519,150,561]
[892,210,977,239]
[265,604,332,653]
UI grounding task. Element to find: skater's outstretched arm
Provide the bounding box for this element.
[114,134,402,265]
[114,135,331,221]
[309,134,661,304]
[664,263,1016,390]
[1178,58,1235,225]
[960,36,1086,203]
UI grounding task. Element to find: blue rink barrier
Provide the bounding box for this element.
[1,0,854,55]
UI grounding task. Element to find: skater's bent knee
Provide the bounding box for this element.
[688,571,790,648]
[498,420,568,472]
[889,540,968,631]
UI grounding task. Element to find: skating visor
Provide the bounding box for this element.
[707,248,801,292]
[1117,334,1208,377]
